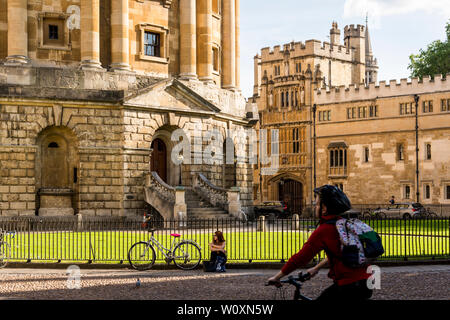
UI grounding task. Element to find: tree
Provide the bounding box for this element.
[408,20,450,79]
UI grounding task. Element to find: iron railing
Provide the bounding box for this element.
[0,215,448,264]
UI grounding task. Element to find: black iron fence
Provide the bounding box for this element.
[0,215,449,265]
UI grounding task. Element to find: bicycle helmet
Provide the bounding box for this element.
[313,185,351,215]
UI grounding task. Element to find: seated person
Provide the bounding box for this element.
[208,231,227,272]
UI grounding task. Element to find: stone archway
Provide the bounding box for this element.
[36,127,79,216]
[151,126,181,187]
[268,174,304,216]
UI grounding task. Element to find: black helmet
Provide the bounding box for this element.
[313,185,351,215]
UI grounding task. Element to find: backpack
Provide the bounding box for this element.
[326,218,384,268]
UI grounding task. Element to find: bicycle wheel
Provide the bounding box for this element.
[128,242,156,271]
[172,241,202,270]
[0,242,11,268]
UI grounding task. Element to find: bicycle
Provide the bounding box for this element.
[0,229,16,268]
[127,225,202,271]
[266,272,312,301]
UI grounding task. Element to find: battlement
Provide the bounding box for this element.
[344,24,365,37]
[260,39,353,62]
[314,74,450,105]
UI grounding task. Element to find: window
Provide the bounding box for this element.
[212,47,220,72]
[292,128,300,153]
[329,143,348,176]
[281,92,284,107]
[40,14,68,49]
[405,185,411,199]
[441,99,450,112]
[335,183,344,191]
[397,143,404,161]
[424,185,431,200]
[364,147,369,163]
[422,100,433,113]
[400,102,414,115]
[425,143,432,160]
[48,25,58,40]
[139,24,169,63]
[319,110,331,122]
[212,0,221,15]
[446,185,450,200]
[144,32,160,57]
[369,105,378,118]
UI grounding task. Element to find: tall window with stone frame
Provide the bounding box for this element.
[144,32,160,57]
[397,143,405,161]
[424,184,431,200]
[441,99,450,112]
[328,143,348,177]
[212,47,220,72]
[404,185,411,199]
[364,146,370,163]
[446,185,450,200]
[425,143,432,160]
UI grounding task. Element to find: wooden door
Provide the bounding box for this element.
[42,135,69,188]
[279,179,303,215]
[151,139,167,182]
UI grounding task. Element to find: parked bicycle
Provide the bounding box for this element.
[127,220,202,271]
[361,209,386,220]
[0,229,16,268]
[266,272,312,301]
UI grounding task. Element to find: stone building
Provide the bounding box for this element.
[0,0,256,220]
[251,21,450,215]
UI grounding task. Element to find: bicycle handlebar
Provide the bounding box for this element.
[265,272,311,287]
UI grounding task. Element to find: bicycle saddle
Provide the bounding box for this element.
[170,233,181,238]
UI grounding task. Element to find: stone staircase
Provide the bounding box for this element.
[185,188,230,220]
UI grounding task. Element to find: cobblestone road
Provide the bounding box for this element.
[0,265,449,300]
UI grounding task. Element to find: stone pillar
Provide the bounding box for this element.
[110,0,131,72]
[80,0,103,70]
[5,0,29,65]
[196,0,213,83]
[222,0,236,90]
[227,187,241,219]
[235,0,240,90]
[180,0,197,79]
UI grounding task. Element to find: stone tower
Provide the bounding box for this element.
[344,24,366,85]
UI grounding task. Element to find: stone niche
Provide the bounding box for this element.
[38,188,74,216]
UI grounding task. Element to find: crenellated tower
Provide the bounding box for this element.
[344,24,366,85]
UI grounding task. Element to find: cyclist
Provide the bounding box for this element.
[267,185,373,300]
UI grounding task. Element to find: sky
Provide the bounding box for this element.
[239,0,449,99]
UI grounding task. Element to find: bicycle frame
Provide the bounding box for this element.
[147,235,179,261]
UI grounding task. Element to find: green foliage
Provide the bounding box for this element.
[408,20,450,79]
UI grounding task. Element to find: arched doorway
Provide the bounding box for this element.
[151,138,168,183]
[278,179,303,216]
[36,126,79,216]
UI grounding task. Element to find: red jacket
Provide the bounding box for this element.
[281,214,370,286]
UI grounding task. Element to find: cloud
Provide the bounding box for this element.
[343,0,450,28]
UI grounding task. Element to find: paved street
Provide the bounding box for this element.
[0,264,449,300]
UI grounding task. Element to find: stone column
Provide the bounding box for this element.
[235,0,240,90]
[80,0,103,70]
[222,0,236,90]
[180,0,197,79]
[110,0,131,72]
[5,0,29,65]
[196,0,213,83]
